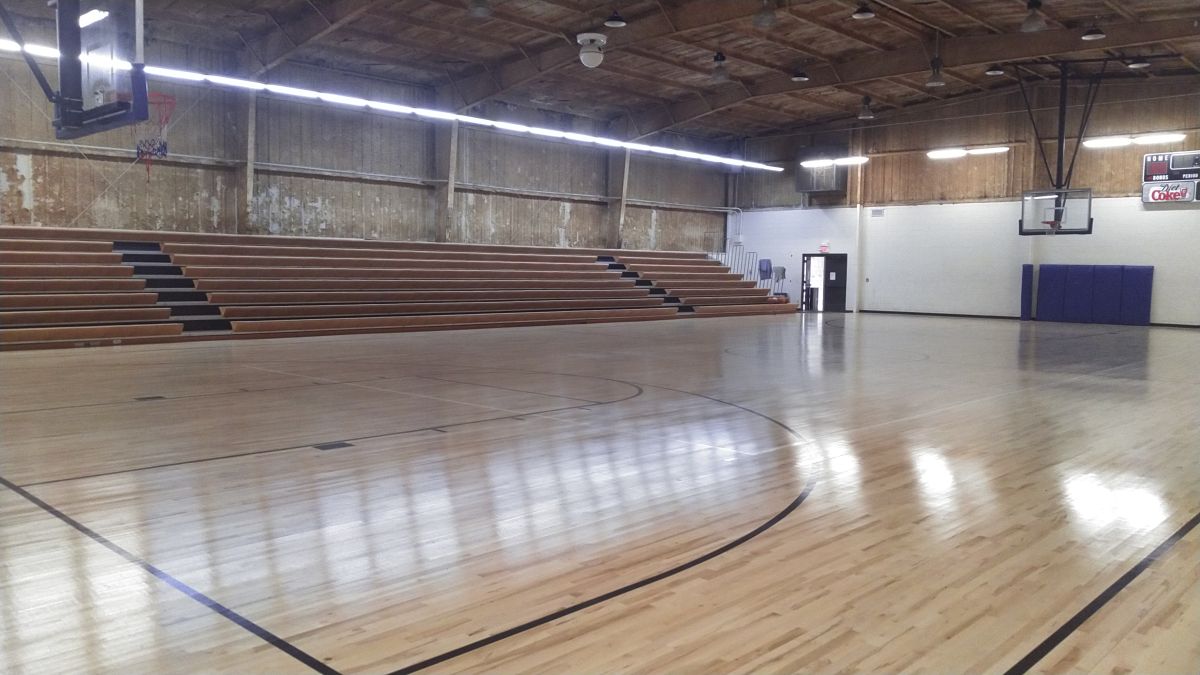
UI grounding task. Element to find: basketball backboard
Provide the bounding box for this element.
[1019,188,1093,236]
[0,0,148,138]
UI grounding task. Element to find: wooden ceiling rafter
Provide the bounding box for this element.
[1012,0,1154,78]
[335,23,507,65]
[826,0,934,40]
[432,0,773,111]
[1097,0,1200,73]
[619,18,1200,139]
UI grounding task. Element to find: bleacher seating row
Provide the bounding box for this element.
[0,226,796,349]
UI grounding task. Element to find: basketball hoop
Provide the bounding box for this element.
[134,92,176,180]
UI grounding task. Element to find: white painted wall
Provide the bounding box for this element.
[734,196,1200,325]
[735,207,860,309]
[859,201,1028,317]
[1039,198,1200,326]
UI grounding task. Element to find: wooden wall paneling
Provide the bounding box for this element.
[621,206,723,251]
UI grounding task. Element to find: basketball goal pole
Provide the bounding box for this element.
[0,1,57,104]
[1015,60,1107,225]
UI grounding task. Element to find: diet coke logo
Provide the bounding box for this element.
[1142,180,1196,203]
[1152,184,1191,200]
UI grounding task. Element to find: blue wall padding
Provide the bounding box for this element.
[1090,266,1124,324]
[1120,266,1154,326]
[1063,265,1095,323]
[1030,264,1154,325]
[1020,265,1034,321]
[1036,264,1068,322]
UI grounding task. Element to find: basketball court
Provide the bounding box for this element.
[2,1,1200,673]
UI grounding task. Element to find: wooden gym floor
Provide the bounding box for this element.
[1,313,1198,674]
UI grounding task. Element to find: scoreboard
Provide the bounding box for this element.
[1142,151,1199,203]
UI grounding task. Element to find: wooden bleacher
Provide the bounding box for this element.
[1,226,796,349]
[616,255,793,317]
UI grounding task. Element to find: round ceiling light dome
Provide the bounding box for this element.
[577,33,608,68]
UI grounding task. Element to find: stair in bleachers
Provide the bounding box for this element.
[613,254,798,317]
[1,237,185,348]
[113,242,232,333]
[1,226,796,348]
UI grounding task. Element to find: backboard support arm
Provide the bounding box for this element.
[0,1,58,104]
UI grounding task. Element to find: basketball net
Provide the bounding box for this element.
[134,92,176,181]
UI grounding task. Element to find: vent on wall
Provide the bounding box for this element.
[795,145,850,194]
[870,208,886,218]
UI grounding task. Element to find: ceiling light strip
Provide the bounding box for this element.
[0,40,782,172]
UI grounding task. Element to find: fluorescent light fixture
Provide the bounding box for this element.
[984,64,1005,76]
[266,84,320,98]
[834,156,869,166]
[800,159,835,168]
[966,146,1010,155]
[413,108,459,120]
[1,39,783,171]
[490,120,531,133]
[1081,26,1106,41]
[1082,136,1133,148]
[80,52,132,70]
[1030,194,1061,200]
[1132,132,1186,145]
[457,115,495,128]
[1126,58,1151,70]
[205,75,265,90]
[927,148,967,159]
[318,92,368,106]
[78,9,109,27]
[24,44,61,58]
[366,101,415,114]
[146,65,206,81]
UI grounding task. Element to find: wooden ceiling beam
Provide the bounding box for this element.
[597,62,714,95]
[434,0,771,111]
[424,0,576,43]
[724,27,825,64]
[882,77,946,100]
[335,25,492,64]
[623,47,718,78]
[759,84,1018,137]
[622,18,1200,139]
[239,0,392,76]
[826,0,932,40]
[783,6,894,52]
[1096,1,1200,75]
[835,84,905,109]
[768,93,857,115]
[668,37,793,77]
[923,0,1003,33]
[374,9,525,49]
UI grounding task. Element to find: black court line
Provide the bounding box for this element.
[1,376,389,415]
[413,374,603,404]
[1004,508,1200,675]
[384,380,816,675]
[19,382,644,488]
[0,475,339,675]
